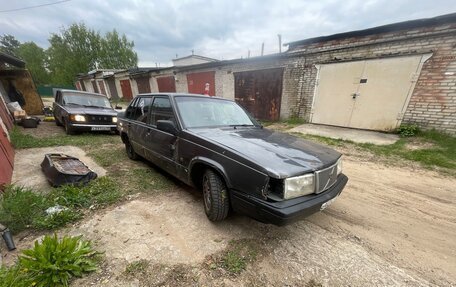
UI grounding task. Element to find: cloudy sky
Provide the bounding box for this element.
[0,0,454,66]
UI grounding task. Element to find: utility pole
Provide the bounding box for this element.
[278,34,282,53]
[261,42,264,56]
[248,50,251,58]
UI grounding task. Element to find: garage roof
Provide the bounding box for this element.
[0,52,25,68]
[285,12,456,48]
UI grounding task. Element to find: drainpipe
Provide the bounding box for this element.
[0,223,16,251]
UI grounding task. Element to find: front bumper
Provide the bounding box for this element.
[69,123,117,132]
[230,174,348,226]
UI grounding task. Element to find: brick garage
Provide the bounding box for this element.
[283,13,456,133]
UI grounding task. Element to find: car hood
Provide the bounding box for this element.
[189,127,341,178]
[64,106,118,116]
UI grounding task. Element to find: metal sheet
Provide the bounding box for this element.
[186,71,215,96]
[120,79,133,100]
[97,80,107,96]
[0,124,14,188]
[91,80,99,93]
[157,76,176,92]
[312,55,424,131]
[106,78,119,100]
[136,76,151,94]
[234,68,283,121]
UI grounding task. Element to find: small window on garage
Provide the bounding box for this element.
[150,97,175,126]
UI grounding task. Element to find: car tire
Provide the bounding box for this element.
[125,137,139,160]
[202,169,229,222]
[63,119,75,135]
[55,115,62,126]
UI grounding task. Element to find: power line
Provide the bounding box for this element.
[0,0,72,13]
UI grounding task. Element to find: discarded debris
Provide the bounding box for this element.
[41,153,98,187]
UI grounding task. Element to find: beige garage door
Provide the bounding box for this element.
[311,55,429,131]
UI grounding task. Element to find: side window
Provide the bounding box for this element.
[125,97,153,122]
[55,91,61,104]
[150,97,175,126]
[125,98,139,120]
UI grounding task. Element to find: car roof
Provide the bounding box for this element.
[57,89,107,98]
[135,92,231,101]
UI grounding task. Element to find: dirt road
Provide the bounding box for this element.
[6,131,455,285]
[68,153,456,286]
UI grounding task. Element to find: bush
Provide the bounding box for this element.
[33,209,82,230]
[397,124,420,137]
[19,234,99,287]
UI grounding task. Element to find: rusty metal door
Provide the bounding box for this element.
[234,68,283,121]
[157,76,176,92]
[0,124,14,188]
[91,80,99,93]
[79,80,86,91]
[136,76,151,94]
[106,78,119,100]
[120,79,133,100]
[0,96,13,131]
[97,80,107,96]
[186,71,215,96]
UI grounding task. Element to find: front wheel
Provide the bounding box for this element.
[202,169,229,222]
[63,119,75,135]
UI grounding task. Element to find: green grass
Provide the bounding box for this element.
[10,127,116,149]
[296,129,456,172]
[0,177,121,234]
[219,239,260,274]
[125,259,150,275]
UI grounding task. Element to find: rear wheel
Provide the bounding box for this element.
[125,137,139,160]
[202,169,229,222]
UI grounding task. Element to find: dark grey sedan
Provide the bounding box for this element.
[118,93,348,225]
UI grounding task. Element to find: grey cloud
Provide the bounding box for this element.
[0,0,454,66]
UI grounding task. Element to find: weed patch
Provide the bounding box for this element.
[19,234,99,287]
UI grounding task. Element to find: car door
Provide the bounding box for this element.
[124,97,153,158]
[53,91,62,122]
[144,96,178,175]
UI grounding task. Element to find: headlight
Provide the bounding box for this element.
[283,173,315,199]
[337,157,343,175]
[70,114,86,122]
[112,116,118,123]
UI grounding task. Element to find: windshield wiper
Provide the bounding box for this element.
[229,124,255,129]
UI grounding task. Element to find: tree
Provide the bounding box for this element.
[16,42,50,85]
[99,30,137,69]
[0,34,21,56]
[47,23,101,85]
[47,23,138,85]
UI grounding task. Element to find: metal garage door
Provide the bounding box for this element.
[157,76,176,92]
[234,68,283,121]
[0,124,14,188]
[311,55,428,131]
[187,71,215,96]
[135,76,151,94]
[120,79,133,100]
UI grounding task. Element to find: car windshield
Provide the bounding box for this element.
[175,96,256,128]
[62,93,111,108]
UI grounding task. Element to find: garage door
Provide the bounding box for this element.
[311,55,428,131]
[157,76,176,93]
[135,76,151,94]
[0,124,14,188]
[234,68,283,121]
[187,71,215,96]
[120,79,133,100]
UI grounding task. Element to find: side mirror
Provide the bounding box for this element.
[157,120,178,135]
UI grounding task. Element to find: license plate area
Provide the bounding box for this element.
[320,197,337,211]
[91,126,111,131]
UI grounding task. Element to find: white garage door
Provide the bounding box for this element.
[311,55,429,131]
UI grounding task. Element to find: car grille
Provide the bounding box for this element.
[86,115,113,124]
[315,162,338,194]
